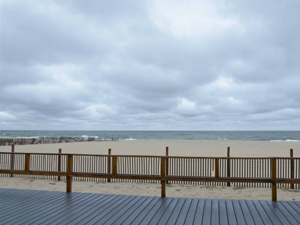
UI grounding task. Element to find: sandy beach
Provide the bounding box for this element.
[0,140,299,157]
[0,177,299,201]
[1,140,300,201]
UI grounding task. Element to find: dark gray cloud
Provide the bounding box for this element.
[1,0,300,130]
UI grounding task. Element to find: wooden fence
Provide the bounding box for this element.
[1,150,300,201]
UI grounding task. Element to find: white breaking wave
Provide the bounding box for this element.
[81,135,99,140]
[271,139,299,142]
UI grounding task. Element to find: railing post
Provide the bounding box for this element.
[10,145,15,177]
[166,147,169,184]
[215,158,219,178]
[290,149,294,189]
[25,154,30,171]
[161,156,166,197]
[112,156,117,175]
[58,149,62,181]
[66,154,73,193]
[108,149,111,182]
[227,147,230,187]
[271,158,277,201]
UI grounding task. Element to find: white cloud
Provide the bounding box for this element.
[150,0,242,38]
[1,0,300,130]
[0,112,16,121]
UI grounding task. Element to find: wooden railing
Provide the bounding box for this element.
[1,152,300,201]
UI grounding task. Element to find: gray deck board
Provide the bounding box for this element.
[183,198,199,225]
[279,202,300,224]
[174,198,192,225]
[1,188,300,225]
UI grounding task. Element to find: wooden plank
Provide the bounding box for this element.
[161,156,166,197]
[0,188,56,211]
[2,189,300,225]
[243,200,264,225]
[267,201,300,225]
[227,147,230,187]
[128,197,163,224]
[164,198,186,224]
[156,198,180,225]
[94,196,143,224]
[107,149,111,182]
[215,158,219,178]
[113,196,156,225]
[146,198,175,224]
[24,193,89,225]
[232,200,246,225]
[42,193,110,224]
[61,194,123,224]
[211,199,220,225]
[218,199,229,225]
[0,191,59,214]
[112,155,117,175]
[279,202,300,224]
[0,189,63,217]
[192,199,206,224]
[137,198,171,224]
[174,198,193,225]
[1,171,300,183]
[183,198,199,225]
[224,200,237,225]
[266,200,294,224]
[73,195,130,224]
[58,148,62,181]
[271,158,277,201]
[257,200,282,225]
[1,191,72,224]
[251,200,273,225]
[24,153,30,171]
[201,199,212,224]
[238,200,256,224]
[10,145,15,177]
[290,149,294,189]
[291,201,300,208]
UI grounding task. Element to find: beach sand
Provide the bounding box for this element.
[0,177,299,201]
[0,140,300,157]
[1,140,300,201]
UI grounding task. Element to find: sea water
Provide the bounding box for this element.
[0,130,299,141]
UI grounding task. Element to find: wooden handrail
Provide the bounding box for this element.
[1,152,300,160]
[1,152,300,201]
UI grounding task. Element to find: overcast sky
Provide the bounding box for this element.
[1,0,300,130]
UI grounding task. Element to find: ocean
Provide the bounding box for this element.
[0,130,299,142]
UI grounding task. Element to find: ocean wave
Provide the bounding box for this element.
[81,135,100,140]
[125,138,137,140]
[16,136,40,139]
[286,139,299,142]
[271,139,299,142]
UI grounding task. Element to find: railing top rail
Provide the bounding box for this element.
[0,152,109,157]
[1,152,300,160]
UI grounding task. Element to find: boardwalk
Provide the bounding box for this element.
[0,189,300,225]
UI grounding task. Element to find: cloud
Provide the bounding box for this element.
[1,0,300,130]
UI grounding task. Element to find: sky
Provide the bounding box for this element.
[1,0,300,131]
